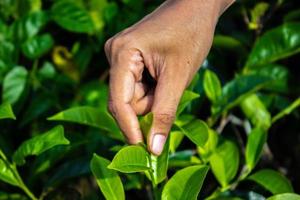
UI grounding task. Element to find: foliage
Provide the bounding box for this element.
[0,0,299,199]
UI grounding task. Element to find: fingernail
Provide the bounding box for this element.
[151,134,166,155]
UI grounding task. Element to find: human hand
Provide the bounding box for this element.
[105,0,234,155]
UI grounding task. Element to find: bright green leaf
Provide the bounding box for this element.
[267,193,300,200]
[245,127,267,170]
[51,0,94,33]
[216,75,271,114]
[0,159,19,187]
[22,33,54,59]
[2,66,28,105]
[13,125,70,165]
[272,97,300,123]
[197,129,219,162]
[90,154,125,200]
[245,23,300,70]
[248,169,293,194]
[177,90,200,116]
[48,106,123,141]
[210,139,240,187]
[169,131,184,153]
[108,145,150,173]
[0,103,16,120]
[161,165,209,200]
[177,119,209,148]
[203,69,222,103]
[240,94,271,130]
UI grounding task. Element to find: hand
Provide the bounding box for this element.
[105,0,234,155]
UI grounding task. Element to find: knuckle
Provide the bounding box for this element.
[154,112,176,126]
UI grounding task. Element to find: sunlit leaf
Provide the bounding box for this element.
[177,90,200,116]
[203,69,222,103]
[245,23,300,70]
[90,154,125,200]
[48,106,123,141]
[161,165,209,200]
[0,103,16,120]
[108,145,150,173]
[267,193,300,200]
[51,0,94,33]
[240,94,271,130]
[13,126,70,165]
[22,33,54,59]
[248,169,293,194]
[2,66,28,105]
[0,159,19,187]
[245,127,267,170]
[210,139,240,187]
[272,97,300,123]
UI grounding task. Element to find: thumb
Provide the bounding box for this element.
[148,69,186,155]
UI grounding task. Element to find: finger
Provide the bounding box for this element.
[131,82,154,115]
[109,50,144,144]
[148,68,187,155]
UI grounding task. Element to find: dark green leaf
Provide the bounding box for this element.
[210,139,240,187]
[0,103,16,120]
[51,0,94,33]
[245,127,267,170]
[248,169,293,194]
[108,145,150,173]
[216,75,271,114]
[2,66,28,105]
[22,34,54,59]
[48,106,123,141]
[204,69,222,103]
[90,154,125,200]
[13,126,70,165]
[161,165,209,200]
[245,23,300,70]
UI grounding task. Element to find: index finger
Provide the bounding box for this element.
[108,52,144,144]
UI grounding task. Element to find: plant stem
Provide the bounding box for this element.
[11,164,38,200]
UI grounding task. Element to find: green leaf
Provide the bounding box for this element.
[0,103,16,120]
[177,90,200,116]
[48,106,123,141]
[203,69,222,103]
[161,165,209,200]
[248,169,293,194]
[248,2,269,30]
[51,0,94,33]
[90,154,125,200]
[22,33,54,59]
[284,9,300,22]
[177,119,209,148]
[140,112,153,139]
[240,94,271,130]
[2,66,28,105]
[0,159,19,187]
[248,64,289,92]
[267,193,300,200]
[272,97,300,123]
[210,139,240,187]
[9,11,48,42]
[245,127,267,170]
[245,23,300,70]
[169,131,184,153]
[197,129,219,162]
[13,125,70,165]
[108,145,150,173]
[215,75,271,114]
[213,35,246,55]
[149,137,170,185]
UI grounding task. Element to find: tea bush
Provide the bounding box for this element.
[0,0,299,199]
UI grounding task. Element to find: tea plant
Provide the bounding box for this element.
[0,0,299,199]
